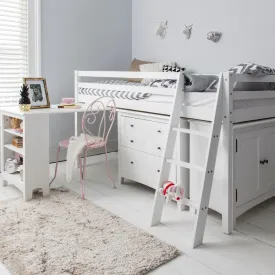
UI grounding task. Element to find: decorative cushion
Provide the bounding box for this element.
[140,61,176,85]
[162,65,185,73]
[129,58,153,82]
[229,63,275,77]
[229,63,275,91]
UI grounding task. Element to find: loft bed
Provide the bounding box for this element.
[74,70,275,235]
[75,71,275,123]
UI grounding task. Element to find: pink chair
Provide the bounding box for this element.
[50,96,116,199]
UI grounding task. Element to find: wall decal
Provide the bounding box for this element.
[207,31,222,43]
[155,21,168,39]
[182,24,193,40]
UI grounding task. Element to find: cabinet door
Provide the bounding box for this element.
[261,127,275,195]
[235,130,262,207]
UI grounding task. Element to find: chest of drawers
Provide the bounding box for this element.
[117,111,178,189]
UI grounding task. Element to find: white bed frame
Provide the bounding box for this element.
[74,70,275,234]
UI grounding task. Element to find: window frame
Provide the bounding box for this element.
[28,0,41,77]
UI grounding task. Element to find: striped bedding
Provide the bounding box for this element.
[79,80,151,100]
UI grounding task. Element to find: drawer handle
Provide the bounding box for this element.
[130,140,134,143]
[130,124,134,128]
[260,159,269,165]
[130,161,134,165]
[157,147,161,150]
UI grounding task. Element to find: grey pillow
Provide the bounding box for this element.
[229,63,275,77]
[229,63,275,91]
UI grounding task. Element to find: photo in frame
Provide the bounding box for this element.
[23,78,50,109]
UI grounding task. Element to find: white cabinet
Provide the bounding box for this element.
[118,112,177,189]
[190,120,275,219]
[235,130,262,207]
[235,126,275,207]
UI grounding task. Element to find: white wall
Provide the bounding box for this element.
[132,0,275,73]
[41,0,132,161]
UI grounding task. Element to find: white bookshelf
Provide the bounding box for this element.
[4,144,24,155]
[4,128,23,138]
[1,111,50,201]
[2,171,23,192]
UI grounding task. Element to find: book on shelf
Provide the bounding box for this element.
[57,104,82,109]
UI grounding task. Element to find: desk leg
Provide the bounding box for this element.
[24,114,50,200]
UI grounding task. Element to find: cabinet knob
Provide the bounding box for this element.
[265,159,269,164]
[130,161,134,165]
[157,147,161,150]
[260,160,265,165]
[157,130,161,133]
[130,140,134,143]
[130,124,134,128]
[157,170,160,173]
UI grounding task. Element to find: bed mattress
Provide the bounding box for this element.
[79,80,275,111]
[143,92,275,111]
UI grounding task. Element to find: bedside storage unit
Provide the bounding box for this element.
[1,112,50,201]
[117,110,189,202]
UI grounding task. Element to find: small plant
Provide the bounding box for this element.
[19,84,31,105]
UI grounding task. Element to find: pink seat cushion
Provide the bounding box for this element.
[59,137,105,149]
[59,139,70,148]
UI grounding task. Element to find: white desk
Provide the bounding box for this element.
[0,105,86,200]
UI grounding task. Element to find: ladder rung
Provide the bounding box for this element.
[166,159,205,172]
[179,198,198,210]
[172,128,209,138]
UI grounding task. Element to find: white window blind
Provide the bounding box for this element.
[0,0,28,107]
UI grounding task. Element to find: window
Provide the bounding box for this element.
[0,0,40,107]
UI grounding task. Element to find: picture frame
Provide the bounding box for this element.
[23,78,50,109]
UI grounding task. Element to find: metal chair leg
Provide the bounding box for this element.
[78,154,85,199]
[104,144,116,189]
[49,145,61,186]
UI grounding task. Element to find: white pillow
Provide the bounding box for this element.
[139,61,176,85]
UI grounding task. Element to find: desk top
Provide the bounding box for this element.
[0,104,87,117]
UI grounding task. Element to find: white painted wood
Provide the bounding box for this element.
[191,73,224,247]
[120,147,163,190]
[166,159,204,172]
[117,112,177,189]
[177,119,189,211]
[172,127,209,137]
[23,114,49,200]
[79,82,176,96]
[235,130,262,207]
[4,128,23,138]
[151,73,185,227]
[120,115,168,157]
[2,172,23,192]
[4,144,24,155]
[234,74,275,83]
[233,90,275,100]
[221,72,235,234]
[77,71,179,80]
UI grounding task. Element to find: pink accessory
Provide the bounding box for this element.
[50,96,116,200]
[61,98,75,105]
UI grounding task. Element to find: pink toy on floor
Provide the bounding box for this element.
[159,181,185,203]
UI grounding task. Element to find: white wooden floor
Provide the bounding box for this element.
[1,156,275,275]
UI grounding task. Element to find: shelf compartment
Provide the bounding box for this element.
[4,128,23,138]
[2,172,24,192]
[4,144,24,155]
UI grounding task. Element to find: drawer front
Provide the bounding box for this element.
[120,147,162,189]
[120,116,168,157]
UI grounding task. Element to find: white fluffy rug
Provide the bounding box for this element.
[0,189,180,275]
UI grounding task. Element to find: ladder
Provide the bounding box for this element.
[151,72,224,248]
